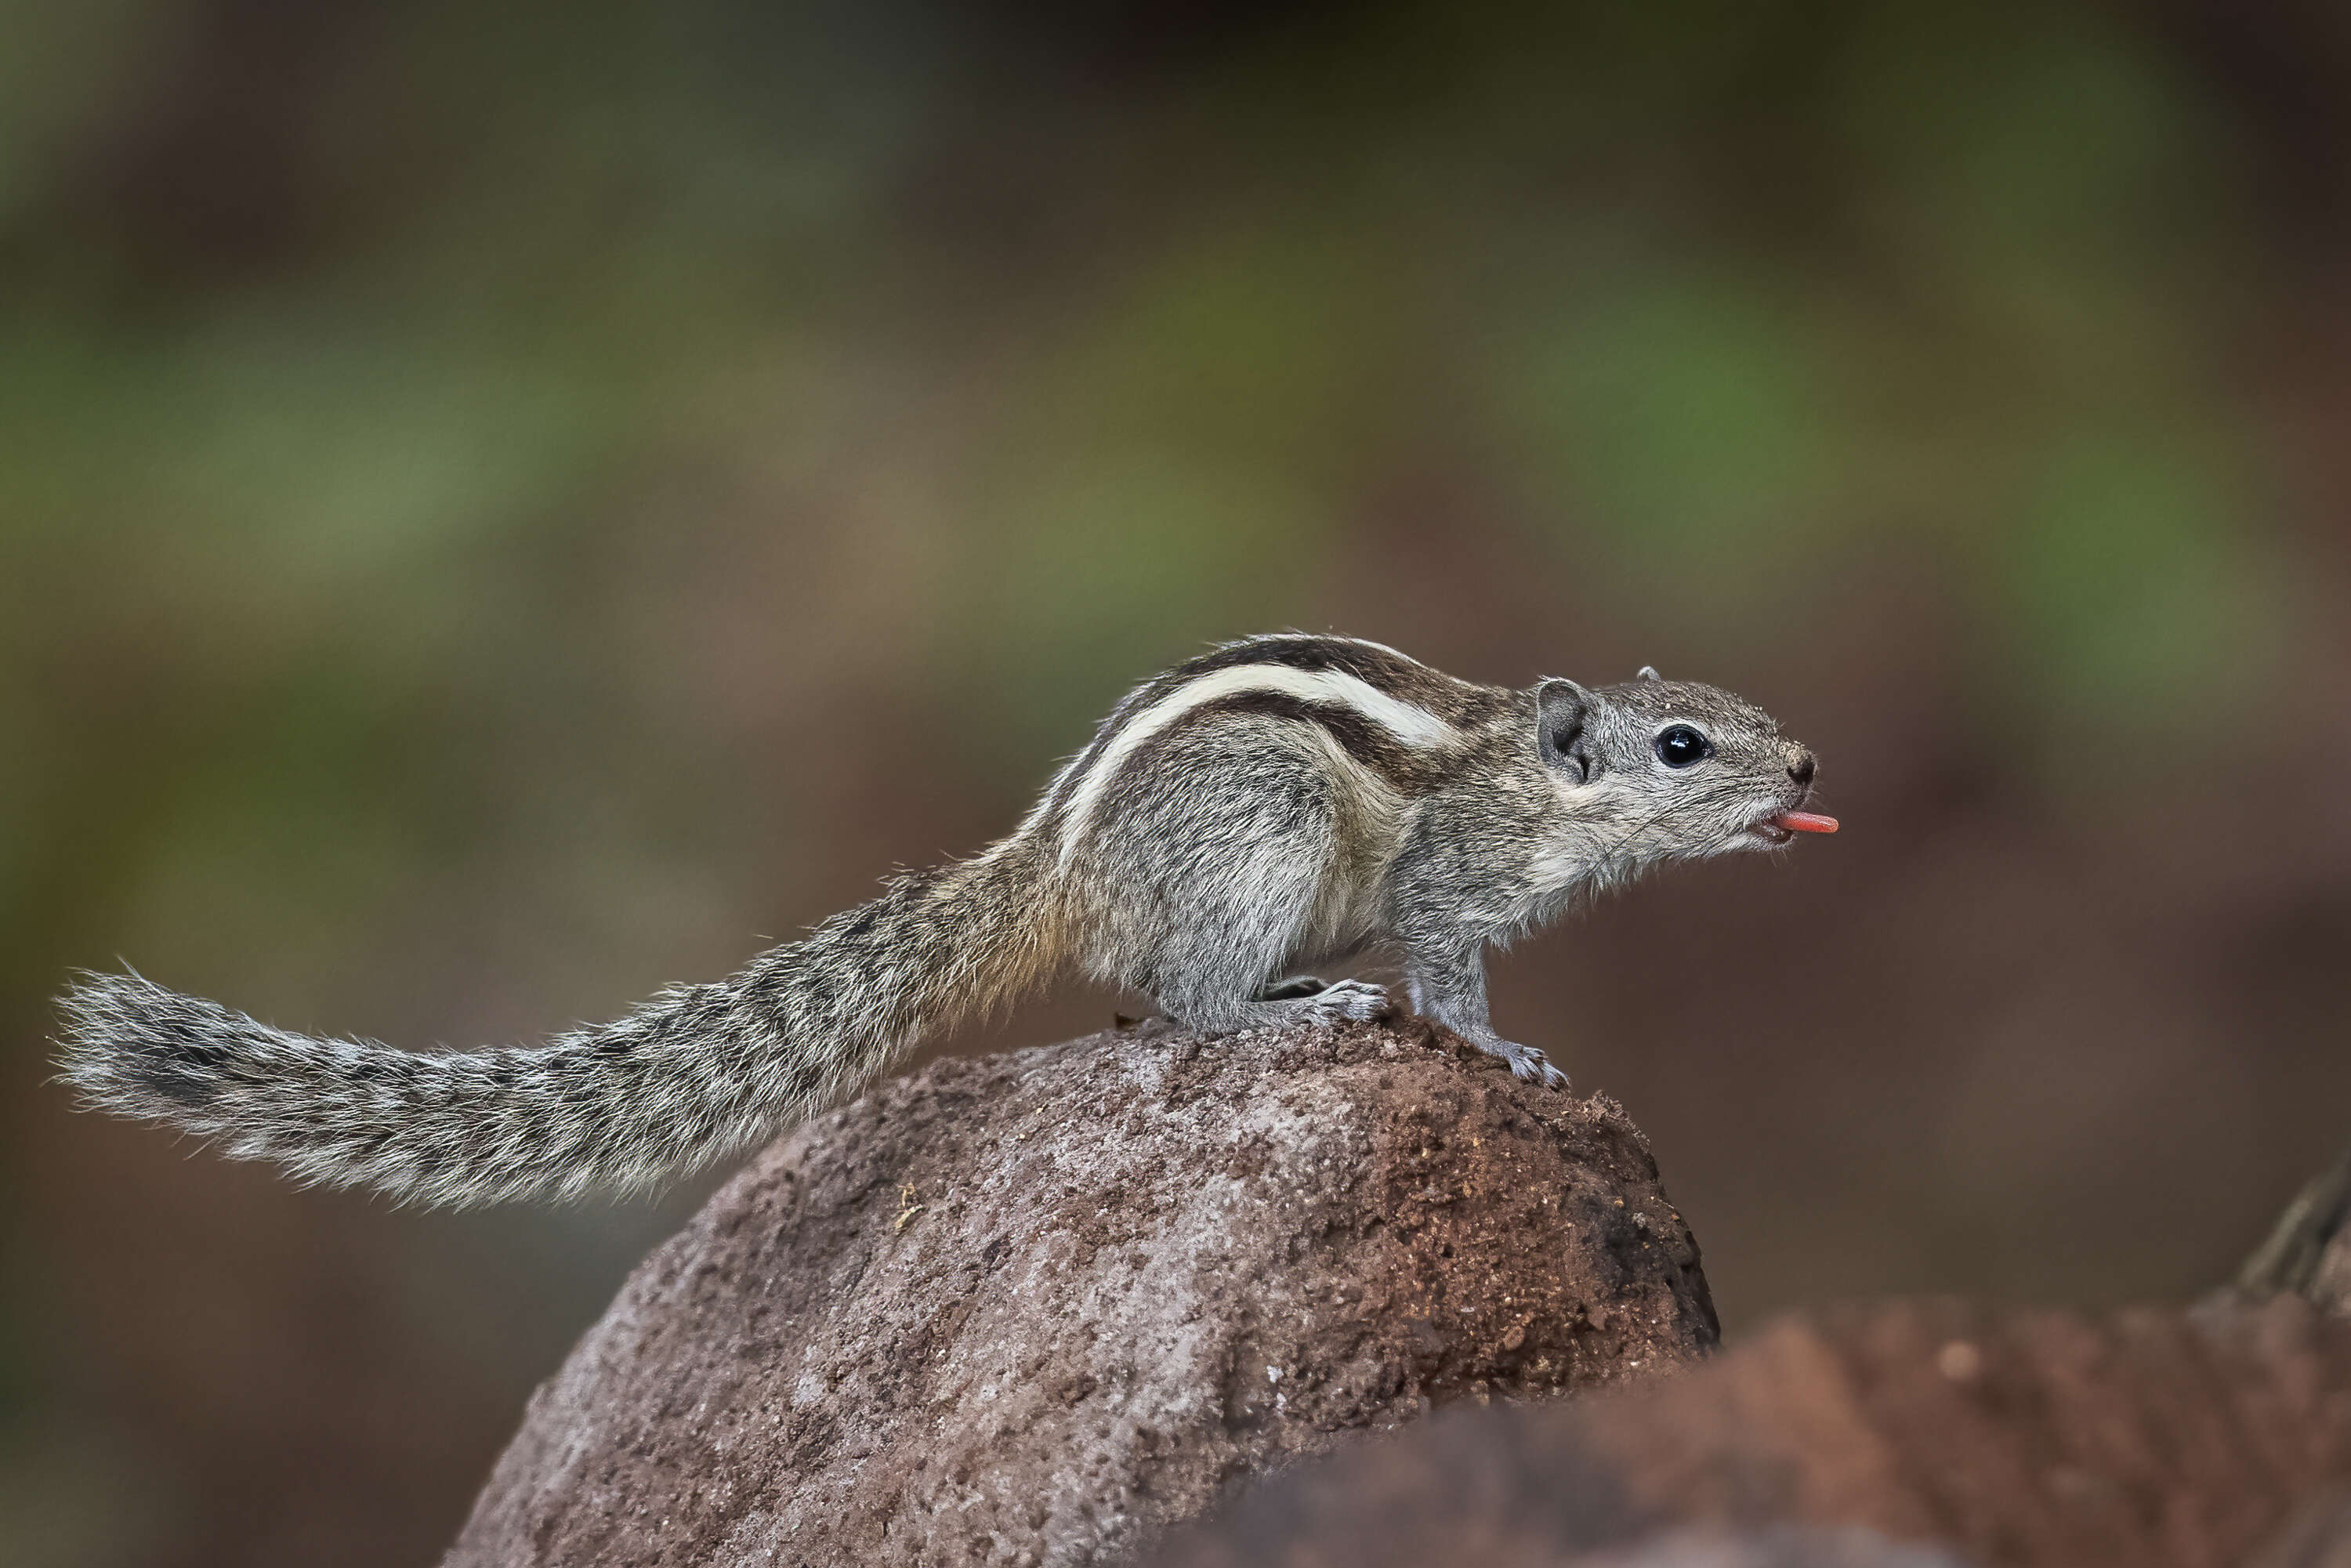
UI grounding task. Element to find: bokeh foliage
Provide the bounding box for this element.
[4,2,2342,1564]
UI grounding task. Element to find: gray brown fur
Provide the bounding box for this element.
[54,634,1822,1208]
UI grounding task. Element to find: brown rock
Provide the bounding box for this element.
[444,1018,1717,1567]
[1151,1296,2351,1568]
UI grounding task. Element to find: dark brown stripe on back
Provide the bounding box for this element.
[1130,688,1458,797]
[1044,636,1505,820]
[1170,636,1502,724]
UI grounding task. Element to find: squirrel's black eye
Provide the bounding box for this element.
[1654,724,1712,768]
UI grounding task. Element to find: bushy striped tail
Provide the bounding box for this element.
[55,844,1060,1207]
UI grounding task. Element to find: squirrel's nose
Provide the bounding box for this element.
[1787,749,1816,788]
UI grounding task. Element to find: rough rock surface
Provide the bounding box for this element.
[444,1017,1717,1567]
[1150,1295,2351,1568]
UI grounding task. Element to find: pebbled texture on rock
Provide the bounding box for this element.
[443,1017,1717,1568]
[1150,1295,2351,1568]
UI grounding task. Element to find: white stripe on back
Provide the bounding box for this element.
[1056,663,1458,862]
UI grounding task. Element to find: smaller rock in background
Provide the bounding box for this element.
[1152,1296,2351,1568]
[1576,1527,1973,1568]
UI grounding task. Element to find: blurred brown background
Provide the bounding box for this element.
[5,1,2350,1563]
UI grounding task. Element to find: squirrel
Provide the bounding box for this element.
[55,633,1835,1208]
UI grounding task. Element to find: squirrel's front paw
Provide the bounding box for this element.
[1489,1039,1570,1091]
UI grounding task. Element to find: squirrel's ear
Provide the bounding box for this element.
[1636,665,1663,682]
[1536,679,1594,782]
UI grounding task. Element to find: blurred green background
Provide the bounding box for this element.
[6,0,2351,1562]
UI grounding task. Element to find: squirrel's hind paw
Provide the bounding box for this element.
[1295,979,1389,1027]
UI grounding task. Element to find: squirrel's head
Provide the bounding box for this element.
[1533,666,1834,862]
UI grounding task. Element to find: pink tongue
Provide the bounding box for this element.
[1774,811,1839,835]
